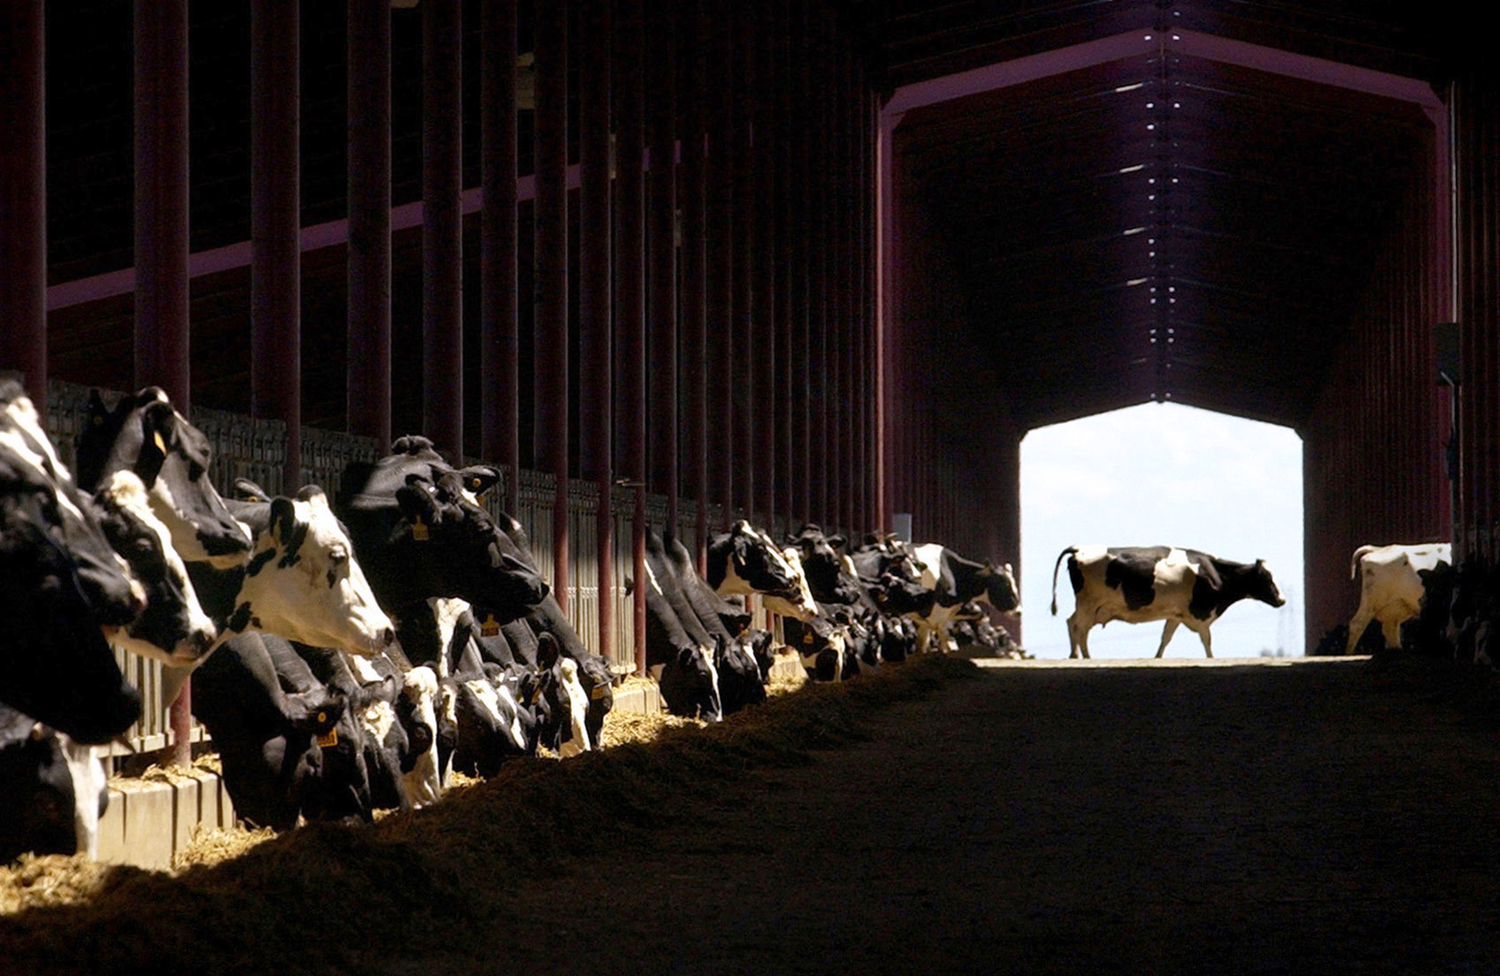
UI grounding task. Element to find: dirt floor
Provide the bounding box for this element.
[6,654,1500,975]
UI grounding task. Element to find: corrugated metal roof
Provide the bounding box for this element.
[853,0,1456,429]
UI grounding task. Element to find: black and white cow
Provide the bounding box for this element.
[189,632,349,829]
[636,562,723,722]
[75,387,253,568]
[201,486,396,656]
[94,470,218,666]
[334,437,548,621]
[707,520,819,621]
[908,543,1019,654]
[0,703,110,863]
[1345,543,1452,654]
[1051,545,1285,659]
[1,382,142,743]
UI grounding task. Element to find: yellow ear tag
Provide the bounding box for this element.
[411,516,430,541]
[590,684,607,700]
[316,712,327,724]
[471,477,482,490]
[152,430,166,453]
[803,632,814,645]
[317,728,338,747]
[480,613,500,637]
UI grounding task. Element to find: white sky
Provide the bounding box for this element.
[1019,402,1304,659]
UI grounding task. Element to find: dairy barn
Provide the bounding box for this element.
[3,1,1500,973]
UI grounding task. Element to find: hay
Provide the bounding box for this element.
[0,855,128,916]
[172,825,277,871]
[0,655,978,975]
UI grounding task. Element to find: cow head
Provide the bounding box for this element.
[533,633,593,756]
[228,486,396,656]
[1,384,144,628]
[1249,558,1285,608]
[1,397,143,744]
[76,387,253,568]
[659,643,723,723]
[96,470,218,665]
[984,562,1021,616]
[338,441,548,618]
[707,521,819,620]
[715,636,767,715]
[1,705,111,862]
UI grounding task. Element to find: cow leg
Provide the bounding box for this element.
[1154,620,1181,658]
[1067,613,1090,659]
[1345,605,1375,654]
[1380,617,1402,651]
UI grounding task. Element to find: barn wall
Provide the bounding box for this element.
[1302,124,1450,652]
[22,0,884,674]
[887,139,1023,574]
[1453,70,1500,561]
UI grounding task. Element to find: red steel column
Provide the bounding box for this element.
[707,0,737,531]
[732,2,758,524]
[579,0,613,659]
[251,0,302,490]
[647,0,677,528]
[681,0,709,566]
[772,3,794,527]
[424,0,463,461]
[134,0,191,767]
[535,0,569,610]
[0,1,46,397]
[753,3,778,526]
[616,0,648,674]
[481,0,520,513]
[348,0,392,453]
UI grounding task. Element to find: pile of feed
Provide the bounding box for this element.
[0,655,977,975]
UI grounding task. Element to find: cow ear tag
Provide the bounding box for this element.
[318,727,338,747]
[590,684,606,700]
[481,613,500,637]
[803,632,814,645]
[411,516,430,541]
[152,430,166,454]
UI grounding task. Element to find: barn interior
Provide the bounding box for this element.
[9,1,1496,657]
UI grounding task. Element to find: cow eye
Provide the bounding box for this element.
[133,538,155,554]
[329,549,349,567]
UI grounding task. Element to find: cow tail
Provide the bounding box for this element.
[1050,547,1079,615]
[1349,545,1376,580]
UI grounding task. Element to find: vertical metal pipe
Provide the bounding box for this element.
[732,1,758,524]
[0,1,46,398]
[681,0,708,566]
[772,1,794,527]
[579,0,613,659]
[348,0,392,454]
[875,108,896,534]
[535,0,569,611]
[482,0,520,514]
[647,0,678,529]
[615,0,648,673]
[134,0,191,767]
[707,0,737,531]
[424,0,464,461]
[251,0,301,490]
[753,2,777,526]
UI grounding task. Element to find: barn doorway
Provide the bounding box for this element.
[1020,403,1304,659]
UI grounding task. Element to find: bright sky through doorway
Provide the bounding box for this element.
[1020,403,1304,659]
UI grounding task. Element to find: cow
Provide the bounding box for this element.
[189,632,349,830]
[909,543,1019,654]
[1346,543,1452,654]
[1052,545,1285,659]
[333,437,548,622]
[74,386,253,569]
[0,703,109,863]
[194,486,395,656]
[94,469,218,666]
[706,521,819,621]
[634,562,723,722]
[1,382,142,744]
